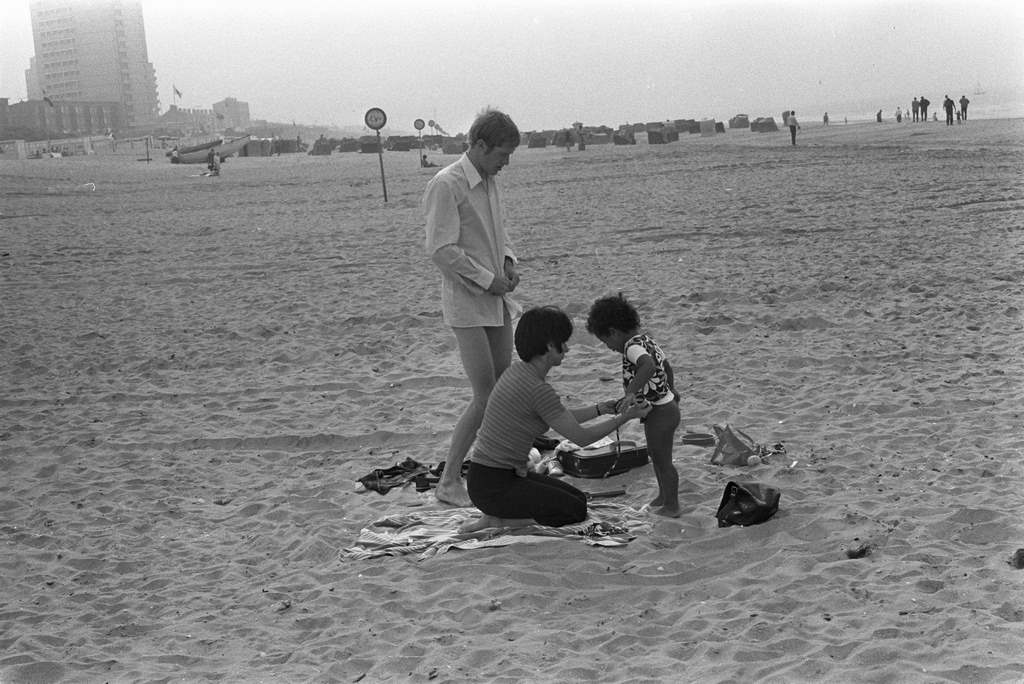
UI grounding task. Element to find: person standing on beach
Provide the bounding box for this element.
[206,148,220,176]
[423,109,522,506]
[919,96,930,122]
[943,95,956,126]
[912,97,920,122]
[959,94,970,121]
[785,110,800,145]
[587,294,682,518]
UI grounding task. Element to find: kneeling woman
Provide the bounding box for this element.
[464,306,650,531]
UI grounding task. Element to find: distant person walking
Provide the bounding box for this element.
[959,95,970,121]
[943,95,956,126]
[919,96,930,122]
[423,108,522,507]
[823,112,829,126]
[912,97,920,122]
[786,110,800,145]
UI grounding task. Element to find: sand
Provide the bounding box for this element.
[2,118,1023,683]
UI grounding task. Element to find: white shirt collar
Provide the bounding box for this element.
[459,153,485,189]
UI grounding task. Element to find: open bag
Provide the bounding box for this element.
[709,424,758,465]
[709,424,787,466]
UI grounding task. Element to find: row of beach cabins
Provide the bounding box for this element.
[263,114,786,157]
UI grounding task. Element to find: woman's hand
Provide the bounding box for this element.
[621,397,652,421]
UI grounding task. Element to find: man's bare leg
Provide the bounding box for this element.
[435,310,512,506]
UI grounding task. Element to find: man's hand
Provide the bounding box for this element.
[486,274,512,295]
[503,259,520,292]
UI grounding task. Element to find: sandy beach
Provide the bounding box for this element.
[2,118,1023,683]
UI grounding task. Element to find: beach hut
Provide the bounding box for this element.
[612,129,636,145]
[677,119,700,134]
[527,132,548,148]
[240,138,273,156]
[700,119,717,137]
[337,138,360,153]
[441,140,467,155]
[729,114,750,128]
[750,117,779,132]
[648,129,667,144]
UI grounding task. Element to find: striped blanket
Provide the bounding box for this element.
[341,501,651,561]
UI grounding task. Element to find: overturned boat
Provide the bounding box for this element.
[169,135,251,164]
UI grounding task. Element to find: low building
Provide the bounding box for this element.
[156,104,216,137]
[0,96,121,140]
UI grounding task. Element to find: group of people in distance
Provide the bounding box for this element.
[910,95,969,124]
[422,109,683,531]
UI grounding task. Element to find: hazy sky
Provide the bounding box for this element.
[2,0,1022,133]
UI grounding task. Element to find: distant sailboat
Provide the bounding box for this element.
[974,81,986,96]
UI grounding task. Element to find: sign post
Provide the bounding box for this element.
[414,118,425,166]
[364,107,388,202]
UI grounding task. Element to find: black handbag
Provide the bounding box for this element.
[715,481,781,527]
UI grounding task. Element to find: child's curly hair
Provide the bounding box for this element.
[586,293,640,338]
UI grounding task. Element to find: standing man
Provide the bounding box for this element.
[912,97,920,122]
[959,95,970,121]
[424,109,522,506]
[919,96,930,122]
[943,95,956,126]
[786,110,800,146]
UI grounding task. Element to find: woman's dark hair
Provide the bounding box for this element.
[514,306,573,361]
[585,293,640,337]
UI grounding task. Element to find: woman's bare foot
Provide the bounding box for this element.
[435,481,472,507]
[649,496,666,507]
[458,515,534,533]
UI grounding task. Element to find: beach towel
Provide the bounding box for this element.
[340,501,652,561]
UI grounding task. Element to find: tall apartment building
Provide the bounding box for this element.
[26,0,160,129]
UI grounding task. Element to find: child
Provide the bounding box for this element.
[587,293,681,517]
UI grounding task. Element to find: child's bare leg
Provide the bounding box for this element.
[645,403,681,516]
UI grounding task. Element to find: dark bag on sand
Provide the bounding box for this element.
[716,481,781,527]
[710,424,757,465]
[557,440,649,478]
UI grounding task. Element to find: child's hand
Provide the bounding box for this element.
[597,399,618,416]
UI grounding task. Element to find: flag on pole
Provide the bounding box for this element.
[173,85,182,98]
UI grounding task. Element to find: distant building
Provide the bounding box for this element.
[212,97,251,131]
[26,0,160,130]
[155,104,217,137]
[0,95,121,140]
